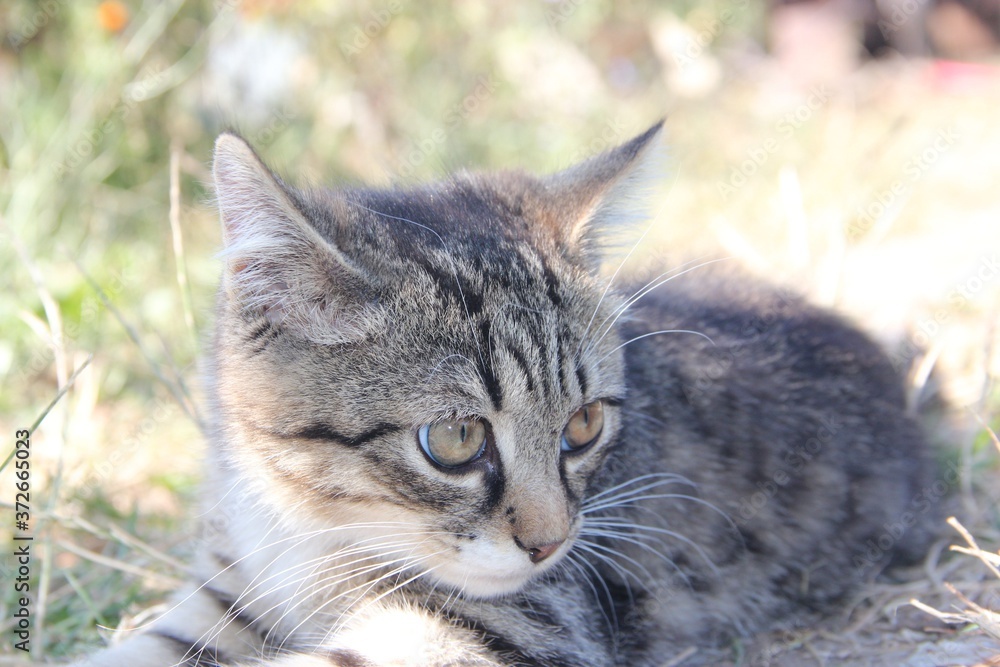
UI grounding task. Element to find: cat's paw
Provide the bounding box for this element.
[317,603,501,667]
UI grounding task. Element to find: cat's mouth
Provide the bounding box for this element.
[425,528,576,598]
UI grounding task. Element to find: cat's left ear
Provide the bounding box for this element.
[213,133,381,344]
[542,120,665,270]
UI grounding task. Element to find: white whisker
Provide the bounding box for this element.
[563,550,621,636]
[573,539,652,588]
[579,256,732,363]
[583,474,696,508]
[582,524,698,580]
[190,541,427,661]
[295,554,445,653]
[595,329,715,367]
[181,525,447,662]
[271,548,438,650]
[576,220,664,361]
[425,353,477,382]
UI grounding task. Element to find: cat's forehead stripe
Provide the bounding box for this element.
[540,259,563,308]
[476,319,504,411]
[459,311,591,414]
[555,336,568,396]
[531,329,554,399]
[505,342,536,395]
[574,365,588,397]
[412,253,486,318]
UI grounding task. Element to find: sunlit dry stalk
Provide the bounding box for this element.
[169,139,196,339]
[911,517,1000,643]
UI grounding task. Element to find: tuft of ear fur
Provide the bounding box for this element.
[543,121,666,270]
[213,133,378,344]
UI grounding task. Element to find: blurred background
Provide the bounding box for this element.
[1,0,999,663]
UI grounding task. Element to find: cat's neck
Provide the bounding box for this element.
[200,467,417,647]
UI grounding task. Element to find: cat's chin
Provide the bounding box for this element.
[434,569,539,599]
[427,545,566,599]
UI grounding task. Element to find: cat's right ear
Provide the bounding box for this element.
[542,121,666,271]
[212,133,379,344]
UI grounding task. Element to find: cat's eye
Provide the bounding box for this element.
[561,400,605,452]
[418,419,488,468]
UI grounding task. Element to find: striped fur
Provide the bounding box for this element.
[72,123,938,666]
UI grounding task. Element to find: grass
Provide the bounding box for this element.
[1,0,999,664]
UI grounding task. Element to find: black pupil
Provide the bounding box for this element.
[459,423,467,443]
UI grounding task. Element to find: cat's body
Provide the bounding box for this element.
[73,123,937,667]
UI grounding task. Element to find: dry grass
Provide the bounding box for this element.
[1,1,999,665]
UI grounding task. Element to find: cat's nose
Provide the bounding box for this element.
[514,536,564,564]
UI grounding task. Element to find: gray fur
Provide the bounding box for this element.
[72,123,938,667]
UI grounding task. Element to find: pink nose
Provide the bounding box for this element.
[515,537,564,564]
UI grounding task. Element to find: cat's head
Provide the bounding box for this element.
[210,122,664,597]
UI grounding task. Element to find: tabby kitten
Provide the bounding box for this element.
[74,122,937,666]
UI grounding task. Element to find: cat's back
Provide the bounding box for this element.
[586,267,939,649]
[620,267,912,409]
